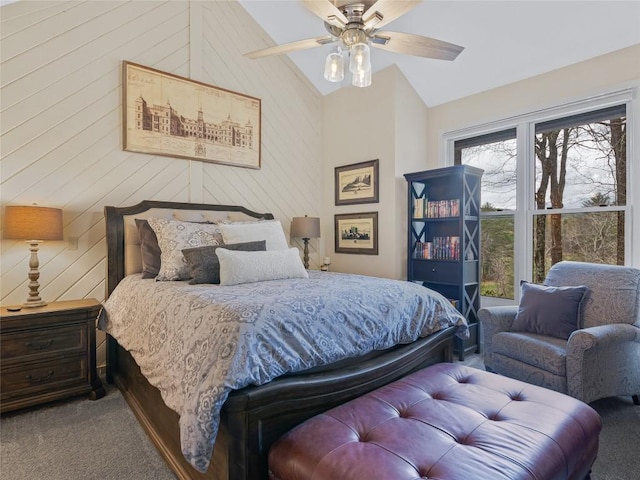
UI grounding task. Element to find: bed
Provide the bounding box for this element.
[100,200,467,480]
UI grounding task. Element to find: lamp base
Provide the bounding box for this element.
[23,298,47,308]
[302,238,310,269]
[23,240,47,308]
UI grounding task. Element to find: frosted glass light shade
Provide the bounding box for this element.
[324,51,344,82]
[349,42,371,74]
[352,69,372,88]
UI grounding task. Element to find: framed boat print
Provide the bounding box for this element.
[334,212,378,255]
[335,159,379,206]
[122,61,261,169]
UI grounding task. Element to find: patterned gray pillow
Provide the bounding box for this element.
[182,240,267,284]
[135,219,161,279]
[147,217,225,281]
[512,281,588,339]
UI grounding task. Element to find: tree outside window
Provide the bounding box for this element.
[455,104,627,297]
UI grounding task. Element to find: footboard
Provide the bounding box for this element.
[107,326,455,480]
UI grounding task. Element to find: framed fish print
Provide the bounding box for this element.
[334,159,379,206]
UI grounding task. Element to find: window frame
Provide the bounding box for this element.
[442,89,635,303]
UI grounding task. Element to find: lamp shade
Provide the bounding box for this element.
[3,205,64,241]
[352,69,372,88]
[324,50,345,82]
[349,42,371,74]
[290,216,320,239]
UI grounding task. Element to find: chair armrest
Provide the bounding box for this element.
[478,306,519,370]
[478,306,518,333]
[566,323,640,403]
[567,323,640,353]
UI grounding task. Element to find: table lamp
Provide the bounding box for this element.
[290,215,320,269]
[3,205,64,308]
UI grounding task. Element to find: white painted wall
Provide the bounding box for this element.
[323,66,429,279]
[393,70,430,279]
[0,0,323,363]
[426,45,640,161]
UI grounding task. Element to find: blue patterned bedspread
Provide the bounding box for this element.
[98,271,468,472]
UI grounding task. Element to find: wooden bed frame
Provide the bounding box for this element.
[104,200,456,480]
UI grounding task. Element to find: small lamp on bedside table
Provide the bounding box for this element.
[291,215,320,269]
[3,205,64,308]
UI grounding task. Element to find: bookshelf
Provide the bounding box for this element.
[404,165,483,360]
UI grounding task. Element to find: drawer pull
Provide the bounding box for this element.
[25,339,53,350]
[26,371,55,384]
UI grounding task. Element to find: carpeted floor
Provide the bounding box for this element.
[1,358,638,479]
[0,382,176,480]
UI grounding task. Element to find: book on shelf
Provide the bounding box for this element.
[426,199,461,218]
[413,198,424,218]
[414,236,460,260]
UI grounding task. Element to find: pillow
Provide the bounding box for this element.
[147,217,224,281]
[182,240,267,284]
[512,281,588,339]
[135,219,161,279]
[217,248,309,286]
[218,220,288,251]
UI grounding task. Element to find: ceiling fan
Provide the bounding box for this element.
[244,0,464,87]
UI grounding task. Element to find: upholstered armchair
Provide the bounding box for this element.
[479,261,640,405]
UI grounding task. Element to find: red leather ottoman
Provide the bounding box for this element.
[268,363,602,480]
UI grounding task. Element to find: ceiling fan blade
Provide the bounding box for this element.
[372,31,464,61]
[302,0,348,28]
[244,36,335,60]
[363,0,422,30]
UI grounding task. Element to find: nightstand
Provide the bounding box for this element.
[0,299,105,413]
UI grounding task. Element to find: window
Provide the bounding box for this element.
[532,106,626,282]
[451,96,631,301]
[455,130,517,299]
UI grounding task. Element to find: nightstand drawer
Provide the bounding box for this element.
[1,355,88,401]
[0,324,87,363]
[0,299,104,412]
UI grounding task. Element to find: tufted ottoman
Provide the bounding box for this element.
[268,363,602,480]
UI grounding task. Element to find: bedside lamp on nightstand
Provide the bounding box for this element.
[291,215,320,269]
[3,205,63,308]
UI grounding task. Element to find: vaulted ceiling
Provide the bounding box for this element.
[238,1,640,107]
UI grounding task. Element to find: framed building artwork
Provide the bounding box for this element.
[122,61,261,169]
[334,159,379,205]
[334,212,378,255]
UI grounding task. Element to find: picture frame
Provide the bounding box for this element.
[335,159,379,205]
[122,61,261,169]
[335,212,379,255]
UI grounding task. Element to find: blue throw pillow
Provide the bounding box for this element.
[512,282,588,339]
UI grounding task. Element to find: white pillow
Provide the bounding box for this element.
[218,220,289,251]
[147,217,224,281]
[217,248,309,286]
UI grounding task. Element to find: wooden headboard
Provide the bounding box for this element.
[104,200,273,298]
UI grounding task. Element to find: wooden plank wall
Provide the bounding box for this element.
[0,0,324,367]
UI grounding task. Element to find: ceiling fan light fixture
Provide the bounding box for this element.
[352,68,371,88]
[349,42,371,74]
[244,1,463,91]
[324,49,345,82]
[341,26,367,47]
